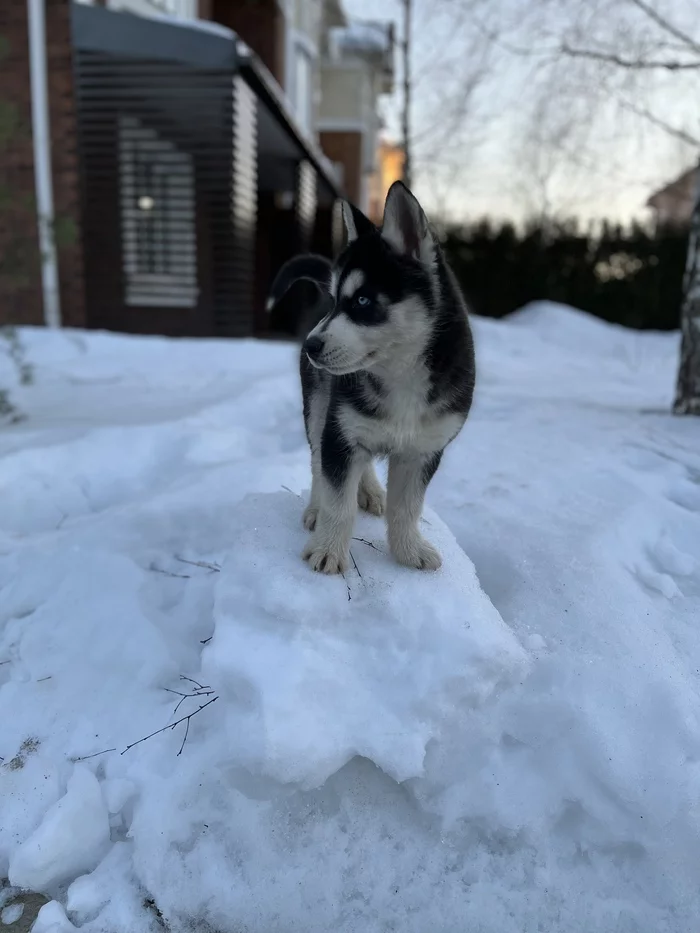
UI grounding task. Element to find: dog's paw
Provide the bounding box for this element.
[302,538,349,575]
[392,535,442,571]
[302,504,318,531]
[357,483,386,517]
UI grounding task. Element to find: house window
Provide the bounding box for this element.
[119,116,198,308]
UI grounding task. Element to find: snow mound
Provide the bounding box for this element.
[206,492,529,789]
[9,766,110,893]
[505,299,678,355]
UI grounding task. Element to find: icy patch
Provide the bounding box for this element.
[205,491,529,789]
[1,903,23,925]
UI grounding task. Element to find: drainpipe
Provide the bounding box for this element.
[27,0,62,328]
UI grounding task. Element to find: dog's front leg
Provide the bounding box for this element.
[302,426,369,575]
[387,451,443,571]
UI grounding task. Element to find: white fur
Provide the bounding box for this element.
[340,269,365,299]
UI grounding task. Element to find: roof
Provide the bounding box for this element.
[646,166,698,209]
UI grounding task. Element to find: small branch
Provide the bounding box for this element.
[121,697,218,755]
[281,484,302,498]
[617,96,700,147]
[627,0,700,56]
[560,42,700,70]
[178,718,190,756]
[164,686,215,717]
[180,675,210,690]
[176,557,220,573]
[350,550,362,580]
[342,572,352,601]
[352,536,383,552]
[150,565,190,580]
[36,676,51,683]
[72,747,116,762]
[200,636,213,645]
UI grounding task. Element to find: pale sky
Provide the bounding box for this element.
[343,0,700,225]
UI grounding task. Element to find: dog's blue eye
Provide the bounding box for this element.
[355,296,371,307]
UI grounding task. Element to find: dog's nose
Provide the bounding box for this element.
[304,335,324,360]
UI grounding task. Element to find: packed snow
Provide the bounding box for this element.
[0,304,698,932]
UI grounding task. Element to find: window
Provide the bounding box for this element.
[119,116,198,308]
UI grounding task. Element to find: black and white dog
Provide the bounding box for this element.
[267,182,475,575]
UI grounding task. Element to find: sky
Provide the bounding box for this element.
[343,0,700,225]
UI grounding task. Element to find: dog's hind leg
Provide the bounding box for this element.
[357,462,386,517]
[386,451,443,571]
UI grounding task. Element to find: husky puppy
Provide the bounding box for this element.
[267,182,475,575]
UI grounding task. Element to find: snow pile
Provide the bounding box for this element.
[207,493,527,788]
[0,305,699,932]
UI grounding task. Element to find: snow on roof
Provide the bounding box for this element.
[330,19,393,58]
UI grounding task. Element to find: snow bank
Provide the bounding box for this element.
[207,492,528,788]
[0,310,699,931]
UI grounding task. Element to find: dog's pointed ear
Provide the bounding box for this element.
[381,181,434,263]
[341,200,375,243]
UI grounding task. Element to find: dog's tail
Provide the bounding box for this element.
[266,253,333,341]
[266,254,332,312]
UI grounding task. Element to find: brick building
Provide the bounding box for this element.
[0,0,394,337]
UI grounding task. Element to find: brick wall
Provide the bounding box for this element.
[0,3,43,325]
[204,0,285,87]
[0,0,86,328]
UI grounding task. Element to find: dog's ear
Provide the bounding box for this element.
[381,181,435,263]
[341,200,375,243]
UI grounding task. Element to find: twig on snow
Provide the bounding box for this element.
[176,557,221,574]
[352,537,382,552]
[72,747,117,762]
[149,565,190,580]
[121,697,218,756]
[180,675,210,690]
[281,484,302,498]
[350,550,362,580]
[164,686,216,717]
[200,636,213,645]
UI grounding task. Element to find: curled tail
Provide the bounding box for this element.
[266,253,333,340]
[266,254,333,311]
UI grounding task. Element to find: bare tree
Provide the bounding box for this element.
[398,0,499,206]
[515,0,700,414]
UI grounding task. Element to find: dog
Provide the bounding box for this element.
[267,181,475,575]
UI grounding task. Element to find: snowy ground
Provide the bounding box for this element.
[0,304,699,933]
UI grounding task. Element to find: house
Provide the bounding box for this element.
[646,165,698,230]
[0,0,395,338]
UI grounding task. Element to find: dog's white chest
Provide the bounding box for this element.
[340,372,463,456]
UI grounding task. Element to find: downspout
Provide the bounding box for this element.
[27,0,62,328]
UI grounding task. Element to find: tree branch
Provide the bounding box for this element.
[560,42,700,70]
[626,0,700,56]
[617,96,700,147]
[121,697,218,755]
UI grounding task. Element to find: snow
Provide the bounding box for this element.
[1,903,24,925]
[330,21,393,57]
[0,305,698,932]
